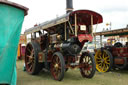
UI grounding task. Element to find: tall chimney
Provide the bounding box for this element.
[66,0,73,13]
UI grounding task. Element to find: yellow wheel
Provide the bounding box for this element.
[95,49,113,72]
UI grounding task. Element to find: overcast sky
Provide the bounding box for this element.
[11,0,128,33]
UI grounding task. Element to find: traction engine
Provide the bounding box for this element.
[24,0,103,81]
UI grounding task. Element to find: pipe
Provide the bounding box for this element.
[75,14,77,36]
[66,0,73,13]
[65,22,67,40]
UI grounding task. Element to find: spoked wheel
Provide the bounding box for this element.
[50,52,65,81]
[79,52,96,78]
[95,49,113,72]
[25,42,43,75]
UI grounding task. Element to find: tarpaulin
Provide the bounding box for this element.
[0,4,25,85]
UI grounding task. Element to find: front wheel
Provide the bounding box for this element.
[50,52,65,81]
[79,52,96,78]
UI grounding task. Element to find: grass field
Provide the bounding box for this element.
[17,60,128,85]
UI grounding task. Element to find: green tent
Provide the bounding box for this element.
[0,1,28,85]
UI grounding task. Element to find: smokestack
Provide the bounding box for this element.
[66,0,73,13]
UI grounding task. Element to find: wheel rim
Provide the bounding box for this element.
[80,54,93,77]
[95,50,110,72]
[25,44,35,73]
[51,55,62,80]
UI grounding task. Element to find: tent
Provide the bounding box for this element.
[0,1,28,85]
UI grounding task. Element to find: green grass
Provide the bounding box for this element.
[17,60,128,85]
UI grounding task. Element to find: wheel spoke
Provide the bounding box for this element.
[30,50,34,56]
[26,55,33,59]
[58,63,61,69]
[102,53,105,58]
[83,56,86,62]
[88,60,92,64]
[57,57,60,63]
[27,47,31,54]
[103,63,106,71]
[96,56,102,59]
[106,64,110,69]
[100,63,103,68]
[27,61,31,65]
[52,57,56,63]
[97,62,102,66]
[28,64,33,71]
[86,56,88,62]
[105,63,109,69]
[57,69,61,77]
[97,60,102,63]
[87,57,91,63]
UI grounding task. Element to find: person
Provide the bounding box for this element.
[126,42,128,46]
[23,63,26,71]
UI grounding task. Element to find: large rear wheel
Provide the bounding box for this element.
[25,42,43,75]
[50,52,65,81]
[95,49,113,72]
[79,52,96,78]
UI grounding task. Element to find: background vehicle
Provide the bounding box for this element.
[87,46,95,53]
[24,0,103,81]
[82,42,101,54]
[94,28,128,72]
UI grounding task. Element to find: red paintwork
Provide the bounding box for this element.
[114,58,124,64]
[112,47,128,58]
[78,34,93,43]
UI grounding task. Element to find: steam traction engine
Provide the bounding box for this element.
[24,0,103,81]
